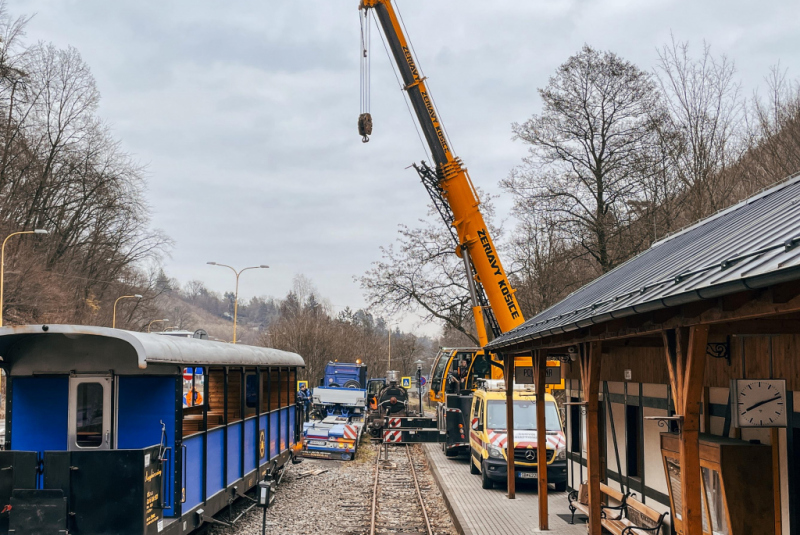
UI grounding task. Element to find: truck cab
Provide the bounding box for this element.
[321,361,368,388]
[428,348,493,404]
[468,380,567,491]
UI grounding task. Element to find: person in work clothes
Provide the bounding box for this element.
[296,384,312,422]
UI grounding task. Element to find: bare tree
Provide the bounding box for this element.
[360,209,480,345]
[505,45,664,274]
[655,37,745,219]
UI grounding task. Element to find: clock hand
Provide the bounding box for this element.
[744,395,781,412]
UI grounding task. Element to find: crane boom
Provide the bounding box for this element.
[360,0,524,345]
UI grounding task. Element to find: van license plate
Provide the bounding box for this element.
[517,472,537,479]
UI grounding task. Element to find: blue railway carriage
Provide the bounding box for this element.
[0,325,304,535]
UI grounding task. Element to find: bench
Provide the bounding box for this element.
[568,482,628,525]
[568,483,668,534]
[604,495,668,535]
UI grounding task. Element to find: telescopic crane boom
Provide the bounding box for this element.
[359,0,524,346]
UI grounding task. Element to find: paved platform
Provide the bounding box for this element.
[423,444,587,535]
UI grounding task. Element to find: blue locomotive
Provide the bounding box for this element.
[0,324,304,534]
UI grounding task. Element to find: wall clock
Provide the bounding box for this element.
[731,379,787,428]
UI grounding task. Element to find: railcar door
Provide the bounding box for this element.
[68,376,112,451]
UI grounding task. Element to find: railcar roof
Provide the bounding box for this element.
[0,324,304,370]
[487,173,800,351]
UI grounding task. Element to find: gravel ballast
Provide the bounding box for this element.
[208,442,457,535]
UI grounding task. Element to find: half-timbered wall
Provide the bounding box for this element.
[564,334,797,534]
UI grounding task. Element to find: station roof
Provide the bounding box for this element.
[487,174,800,351]
[0,324,305,369]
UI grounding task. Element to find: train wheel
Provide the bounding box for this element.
[481,461,494,489]
[343,380,361,388]
[329,383,340,388]
[444,446,457,457]
[553,481,567,492]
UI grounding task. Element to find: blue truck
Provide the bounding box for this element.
[320,361,368,388]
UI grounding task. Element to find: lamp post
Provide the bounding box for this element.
[0,229,48,327]
[148,318,170,333]
[207,262,269,344]
[112,294,142,329]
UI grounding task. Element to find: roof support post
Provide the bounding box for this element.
[504,353,516,499]
[580,341,602,535]
[534,349,548,530]
[663,325,709,535]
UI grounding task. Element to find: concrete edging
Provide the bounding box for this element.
[421,444,470,535]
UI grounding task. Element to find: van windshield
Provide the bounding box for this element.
[486,400,561,431]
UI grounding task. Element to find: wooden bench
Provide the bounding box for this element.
[568,483,668,534]
[568,482,628,525]
[604,495,668,535]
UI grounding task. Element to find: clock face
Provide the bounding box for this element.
[734,379,787,428]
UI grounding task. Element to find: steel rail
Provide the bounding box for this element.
[406,444,433,535]
[370,446,380,535]
[369,444,433,535]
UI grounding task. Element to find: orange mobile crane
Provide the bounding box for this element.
[358,0,563,455]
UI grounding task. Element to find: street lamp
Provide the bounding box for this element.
[148,318,170,333]
[207,262,269,344]
[0,229,48,327]
[112,294,143,329]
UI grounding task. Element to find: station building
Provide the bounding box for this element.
[486,174,800,534]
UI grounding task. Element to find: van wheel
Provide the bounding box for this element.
[553,481,567,492]
[470,456,480,475]
[481,461,494,489]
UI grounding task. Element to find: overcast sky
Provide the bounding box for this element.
[11,0,800,334]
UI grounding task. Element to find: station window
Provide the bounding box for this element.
[245,370,258,418]
[626,404,642,478]
[570,398,581,453]
[228,369,242,423]
[183,367,205,408]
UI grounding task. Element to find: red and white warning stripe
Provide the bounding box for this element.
[383,430,402,443]
[388,417,401,428]
[471,417,479,429]
[487,431,508,448]
[343,425,359,440]
[546,431,566,449]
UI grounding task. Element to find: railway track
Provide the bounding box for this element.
[370,444,433,535]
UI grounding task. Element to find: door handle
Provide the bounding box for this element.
[105,431,110,445]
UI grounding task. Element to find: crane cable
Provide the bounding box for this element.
[358,8,372,143]
[371,4,431,163]
[394,0,455,157]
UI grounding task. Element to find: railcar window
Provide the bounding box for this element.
[76,383,104,447]
[207,368,225,429]
[261,371,270,413]
[228,369,242,423]
[270,369,281,409]
[289,369,296,406]
[183,368,205,408]
[284,368,292,408]
[245,371,258,417]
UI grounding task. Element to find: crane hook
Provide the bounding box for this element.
[358,112,373,143]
